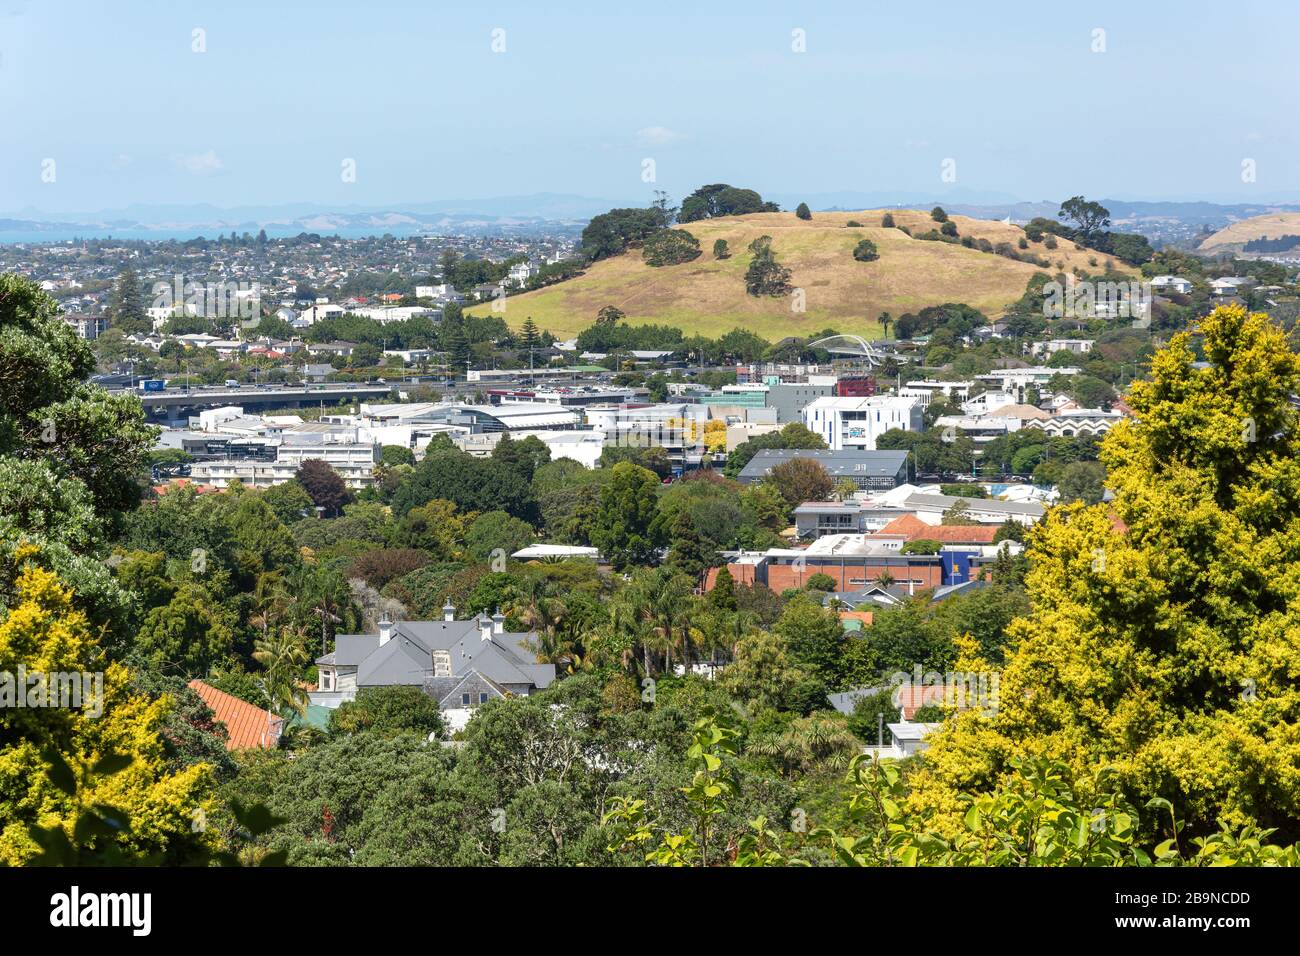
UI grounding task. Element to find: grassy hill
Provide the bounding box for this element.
[1198,212,1300,254]
[473,209,1132,340]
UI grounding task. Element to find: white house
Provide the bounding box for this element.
[296,303,346,326]
[1150,275,1193,295]
[1029,339,1094,358]
[507,262,539,287]
[976,367,1080,392]
[1210,276,1256,297]
[863,721,941,759]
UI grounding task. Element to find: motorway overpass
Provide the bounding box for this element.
[111,383,396,419]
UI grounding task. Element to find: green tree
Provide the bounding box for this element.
[1058,460,1106,504]
[720,629,814,714]
[744,236,793,297]
[795,202,812,220]
[259,479,315,525]
[709,565,738,612]
[677,184,778,222]
[329,686,446,738]
[465,510,535,564]
[1058,196,1111,245]
[901,538,942,554]
[137,582,238,675]
[519,316,541,352]
[912,305,1300,843]
[665,509,714,581]
[853,239,880,262]
[393,448,536,523]
[392,498,467,556]
[590,462,664,571]
[774,593,848,692]
[379,445,416,467]
[642,229,702,267]
[108,265,149,333]
[253,626,310,717]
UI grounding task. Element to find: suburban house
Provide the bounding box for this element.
[1210,276,1257,297]
[1150,275,1193,295]
[865,721,941,759]
[310,606,556,732]
[188,679,284,750]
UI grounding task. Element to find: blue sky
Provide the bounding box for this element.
[2,0,1297,214]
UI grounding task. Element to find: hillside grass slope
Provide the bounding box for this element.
[1198,211,1300,254]
[475,209,1132,340]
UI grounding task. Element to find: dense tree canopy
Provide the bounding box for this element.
[912,305,1300,843]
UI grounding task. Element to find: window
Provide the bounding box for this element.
[432,650,451,677]
[479,693,489,704]
[461,693,470,706]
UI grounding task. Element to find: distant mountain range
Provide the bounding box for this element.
[0,194,624,241]
[6,193,1300,243]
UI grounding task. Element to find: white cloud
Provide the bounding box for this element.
[111,154,133,170]
[178,150,224,175]
[634,126,684,147]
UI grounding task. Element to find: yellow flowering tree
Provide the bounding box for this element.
[0,560,213,864]
[909,305,1300,842]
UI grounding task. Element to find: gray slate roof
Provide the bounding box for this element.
[904,492,1045,518]
[319,618,555,693]
[738,448,909,483]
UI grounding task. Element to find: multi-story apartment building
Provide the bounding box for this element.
[803,396,923,451]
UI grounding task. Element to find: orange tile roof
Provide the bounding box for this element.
[188,679,284,750]
[839,610,874,627]
[876,514,999,545]
[893,683,955,719]
[151,478,218,496]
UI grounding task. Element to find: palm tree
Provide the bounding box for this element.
[253,626,310,717]
[634,568,692,674]
[749,713,860,777]
[507,578,573,665]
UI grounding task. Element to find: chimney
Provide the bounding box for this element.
[442,600,456,623]
[379,618,394,646]
[492,610,505,635]
[478,613,492,642]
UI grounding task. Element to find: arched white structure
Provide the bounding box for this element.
[806,333,884,366]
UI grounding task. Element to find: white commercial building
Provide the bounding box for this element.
[802,396,923,451]
[455,429,607,469]
[1028,339,1094,358]
[975,367,1080,392]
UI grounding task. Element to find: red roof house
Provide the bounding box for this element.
[188,679,284,750]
